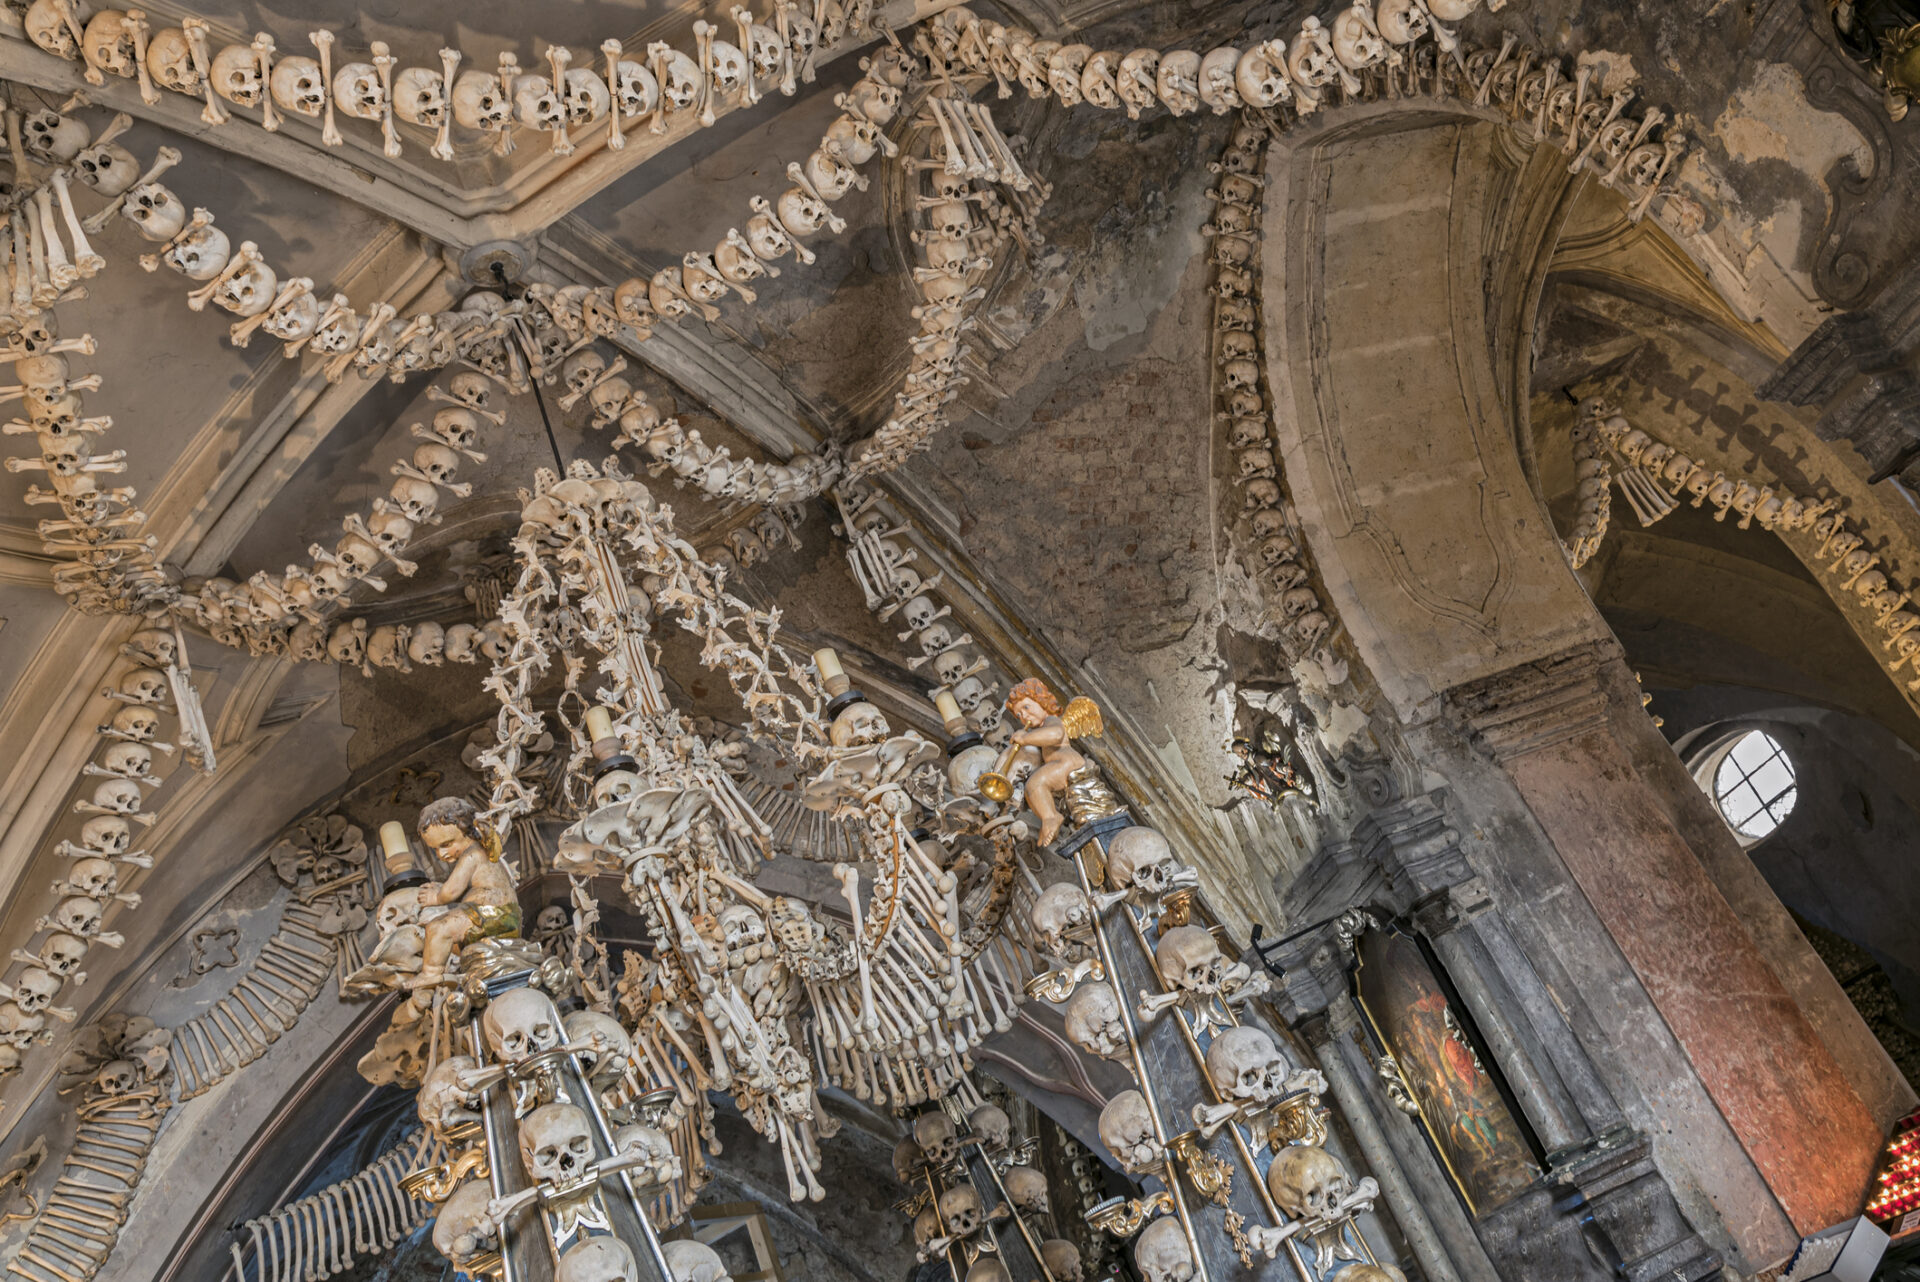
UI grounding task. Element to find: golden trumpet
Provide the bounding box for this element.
[975,741,1023,802]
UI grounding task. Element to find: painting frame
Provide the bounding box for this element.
[1350,924,1544,1216]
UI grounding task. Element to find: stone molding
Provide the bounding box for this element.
[1445,642,1616,762]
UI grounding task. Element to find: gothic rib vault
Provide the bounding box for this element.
[0,2,1919,1281]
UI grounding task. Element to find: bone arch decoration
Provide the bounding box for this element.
[1571,396,1920,709]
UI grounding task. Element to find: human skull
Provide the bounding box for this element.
[718,903,769,961]
[611,1122,675,1166]
[562,348,607,393]
[52,895,106,937]
[92,1058,138,1096]
[146,27,201,93]
[1331,2,1393,71]
[1041,1240,1084,1282]
[483,987,564,1064]
[1134,1216,1194,1282]
[1106,826,1185,896]
[1156,925,1228,994]
[165,222,232,281]
[388,476,442,525]
[914,1110,959,1166]
[519,1101,594,1185]
[89,777,145,814]
[913,1205,942,1249]
[1029,881,1092,956]
[1198,47,1244,113]
[829,701,890,749]
[510,71,563,131]
[123,183,187,241]
[79,814,133,854]
[0,1003,46,1049]
[1267,1144,1351,1221]
[892,1135,925,1183]
[332,60,385,119]
[417,1053,482,1131]
[557,1237,637,1282]
[965,1262,1010,1282]
[431,1180,498,1264]
[210,43,264,106]
[611,59,659,117]
[75,140,140,195]
[22,0,78,59]
[108,704,162,743]
[969,1103,1010,1151]
[11,968,65,1015]
[444,622,481,663]
[1377,0,1431,44]
[403,619,444,667]
[661,1239,728,1282]
[270,55,327,116]
[1063,982,1127,1059]
[23,111,89,163]
[937,1184,984,1238]
[1207,1025,1290,1103]
[393,66,448,126]
[1002,1163,1049,1217]
[35,933,89,979]
[562,1009,632,1084]
[562,66,611,124]
[98,740,154,780]
[1098,1090,1163,1172]
[657,49,701,112]
[933,648,972,688]
[451,69,511,130]
[83,11,139,79]
[65,857,121,900]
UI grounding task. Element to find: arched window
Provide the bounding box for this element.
[1709,730,1798,842]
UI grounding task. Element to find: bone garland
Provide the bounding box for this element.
[0,108,180,617]
[1583,397,1920,708]
[172,366,515,663]
[3,1015,171,1282]
[1201,118,1337,666]
[14,2,875,164]
[842,85,1050,480]
[829,482,1010,745]
[227,1129,441,1282]
[555,342,840,508]
[1560,398,1612,568]
[0,629,198,1102]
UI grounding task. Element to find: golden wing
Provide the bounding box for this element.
[1060,696,1105,740]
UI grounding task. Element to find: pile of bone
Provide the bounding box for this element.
[16,1,869,162]
[1,323,174,615]
[1205,123,1332,658]
[2,96,146,314]
[834,485,1007,742]
[0,628,184,1079]
[557,345,836,510]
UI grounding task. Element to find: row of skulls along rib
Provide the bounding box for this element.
[17,0,874,161]
[26,32,912,649]
[1583,398,1920,699]
[0,627,186,1080]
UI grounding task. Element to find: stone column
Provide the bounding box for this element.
[1447,643,1884,1235]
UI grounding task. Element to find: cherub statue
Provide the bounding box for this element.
[1000,678,1104,845]
[413,797,522,985]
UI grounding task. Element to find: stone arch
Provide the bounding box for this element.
[1258,105,1907,1272]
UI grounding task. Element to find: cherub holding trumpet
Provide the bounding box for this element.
[981,678,1104,845]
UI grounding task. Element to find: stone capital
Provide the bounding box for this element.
[1443,641,1616,761]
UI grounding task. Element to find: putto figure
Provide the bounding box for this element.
[414,796,521,985]
[999,677,1104,845]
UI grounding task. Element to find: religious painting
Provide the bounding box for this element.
[1353,929,1539,1215]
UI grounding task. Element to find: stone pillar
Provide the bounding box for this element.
[1447,644,1885,1235]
